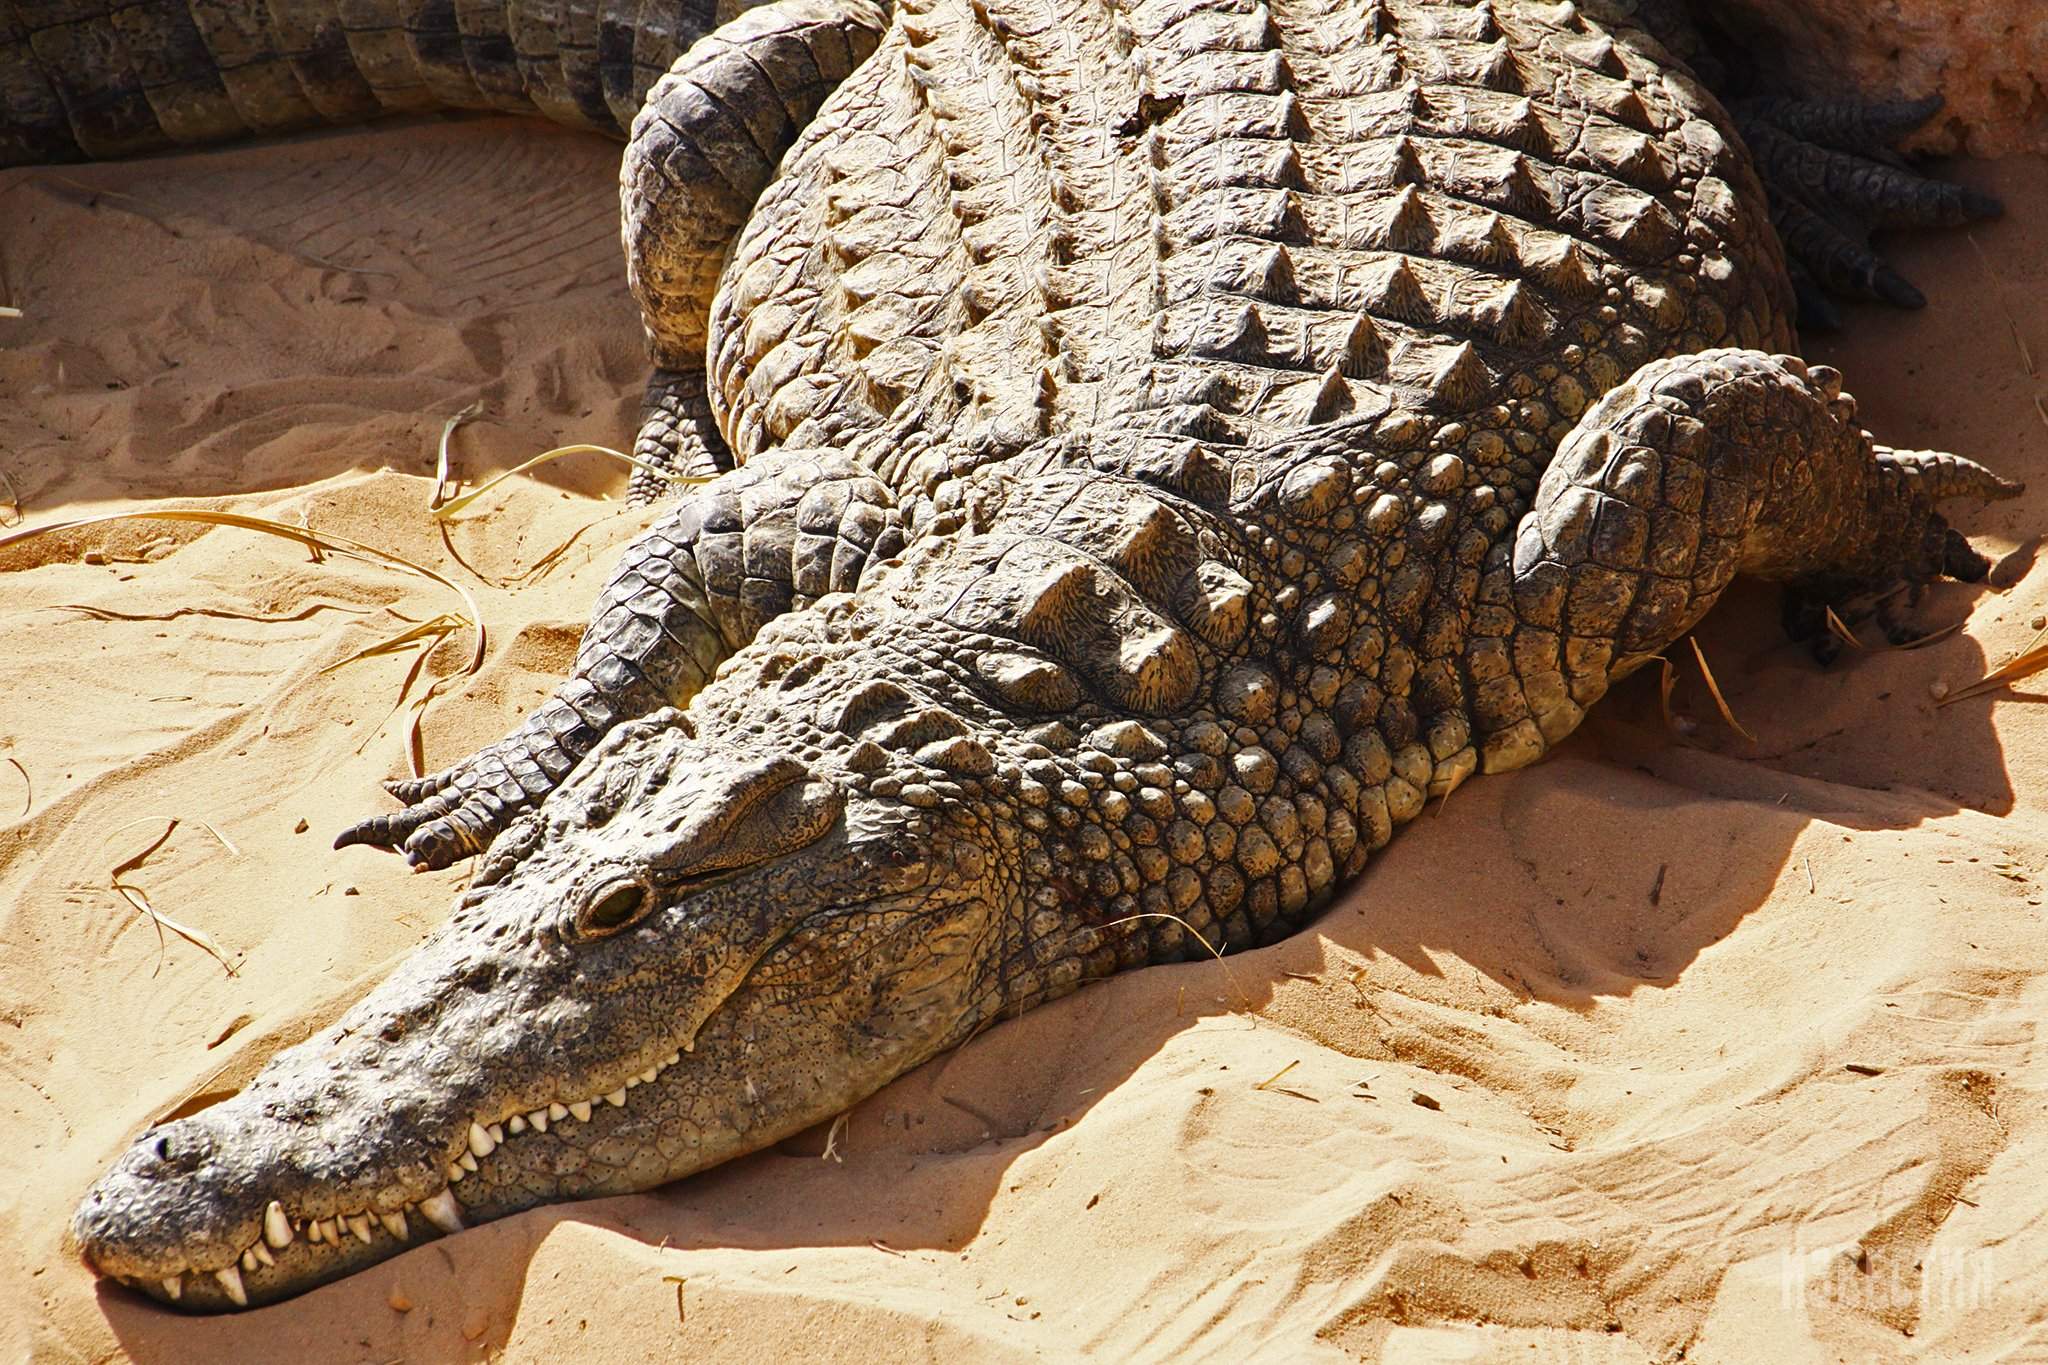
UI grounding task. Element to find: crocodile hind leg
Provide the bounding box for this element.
[620,0,887,501]
[336,449,905,868]
[1466,349,2020,772]
[1582,7,1998,324]
[1730,95,2003,326]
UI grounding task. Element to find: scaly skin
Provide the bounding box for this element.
[40,0,2018,1311]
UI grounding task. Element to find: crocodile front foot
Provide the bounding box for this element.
[335,680,624,869]
[1730,94,2003,327]
[336,445,907,870]
[1778,447,2014,665]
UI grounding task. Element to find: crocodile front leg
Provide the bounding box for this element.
[1466,348,2020,772]
[620,0,888,498]
[336,449,905,868]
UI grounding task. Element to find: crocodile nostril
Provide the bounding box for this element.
[141,1126,213,1176]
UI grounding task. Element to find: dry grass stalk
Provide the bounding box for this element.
[1967,231,2036,378]
[432,442,706,520]
[1657,657,1688,741]
[1253,1059,1300,1091]
[1896,621,1964,652]
[4,756,27,817]
[0,467,21,526]
[822,1113,850,1163]
[1253,1059,1319,1102]
[1098,910,1254,1018]
[56,601,367,626]
[107,818,239,977]
[0,507,482,666]
[0,507,487,774]
[1823,606,1865,652]
[297,506,324,563]
[429,402,484,513]
[318,613,465,675]
[506,520,601,585]
[1689,638,1757,742]
[1940,619,2048,706]
[428,402,707,523]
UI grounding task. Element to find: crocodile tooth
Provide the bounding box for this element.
[380,1210,409,1241]
[161,1277,182,1300]
[348,1214,373,1244]
[458,1151,479,1173]
[508,1114,528,1134]
[241,1248,258,1272]
[307,1219,326,1244]
[605,1088,627,1107]
[264,1200,293,1248]
[252,1242,275,1268]
[528,1109,549,1133]
[447,1163,466,1183]
[569,1100,593,1122]
[419,1190,464,1234]
[215,1265,248,1308]
[664,1052,681,1067]
[624,1074,641,1089]
[488,1123,504,1144]
[548,1102,569,1121]
[639,1067,659,1085]
[467,1122,496,1158]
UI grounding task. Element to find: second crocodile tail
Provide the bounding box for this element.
[1,0,733,167]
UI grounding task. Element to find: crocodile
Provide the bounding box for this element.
[28,0,2018,1312]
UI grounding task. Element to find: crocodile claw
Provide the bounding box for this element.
[1732,93,2001,326]
[336,745,561,870]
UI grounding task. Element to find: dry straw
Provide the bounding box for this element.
[106,816,240,976]
[0,507,485,776]
[1940,619,2048,706]
[1688,638,1756,742]
[428,404,703,523]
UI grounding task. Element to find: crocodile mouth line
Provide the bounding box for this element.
[116,1043,688,1307]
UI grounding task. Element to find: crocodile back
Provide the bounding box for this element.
[708,0,1796,492]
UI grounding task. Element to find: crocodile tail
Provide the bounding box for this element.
[0,0,737,167]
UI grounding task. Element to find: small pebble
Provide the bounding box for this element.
[293,818,309,834]
[343,886,360,896]
[2032,615,2045,631]
[387,1287,412,1313]
[1929,680,1949,702]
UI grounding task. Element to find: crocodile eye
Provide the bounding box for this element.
[576,880,652,939]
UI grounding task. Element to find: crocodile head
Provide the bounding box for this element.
[70,616,1027,1309]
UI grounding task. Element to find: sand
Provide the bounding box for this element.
[2,118,2045,1363]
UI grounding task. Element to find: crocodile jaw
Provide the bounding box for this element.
[69,885,990,1311]
[70,721,1002,1310]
